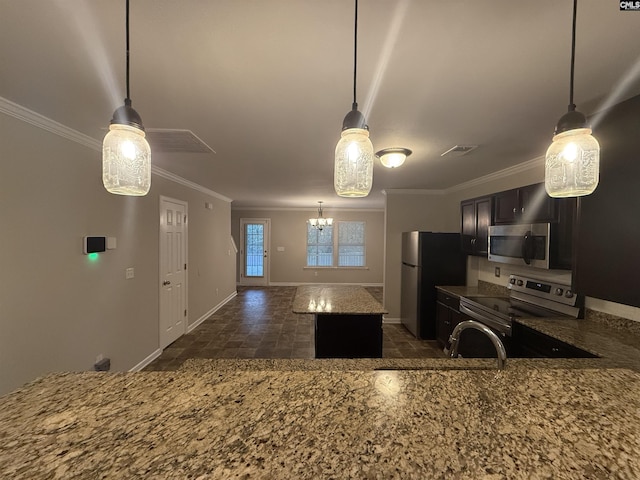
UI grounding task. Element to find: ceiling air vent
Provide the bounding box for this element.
[440,145,478,157]
[145,129,216,154]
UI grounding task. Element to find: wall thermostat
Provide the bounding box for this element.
[83,236,107,254]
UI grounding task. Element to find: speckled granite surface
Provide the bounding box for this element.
[2,367,639,479]
[293,284,387,314]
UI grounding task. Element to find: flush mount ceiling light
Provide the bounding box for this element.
[545,0,599,198]
[309,201,333,231]
[334,0,374,198]
[102,0,151,196]
[375,148,412,168]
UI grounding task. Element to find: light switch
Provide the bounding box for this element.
[106,237,117,250]
[125,267,135,279]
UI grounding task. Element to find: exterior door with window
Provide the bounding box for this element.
[240,218,270,286]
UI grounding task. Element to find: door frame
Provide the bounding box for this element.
[239,218,270,286]
[159,195,189,349]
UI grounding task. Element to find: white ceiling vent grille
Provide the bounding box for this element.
[145,129,216,154]
[440,145,478,157]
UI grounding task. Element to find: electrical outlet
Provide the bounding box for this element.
[125,267,135,279]
[495,267,501,277]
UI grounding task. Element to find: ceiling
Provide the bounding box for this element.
[1,1,639,209]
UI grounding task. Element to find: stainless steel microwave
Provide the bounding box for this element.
[488,223,551,269]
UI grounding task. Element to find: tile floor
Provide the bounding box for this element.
[144,286,446,371]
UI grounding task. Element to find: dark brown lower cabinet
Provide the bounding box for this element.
[511,323,598,358]
[435,292,464,349]
[314,313,383,358]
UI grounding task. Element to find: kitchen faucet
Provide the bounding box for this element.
[447,320,507,370]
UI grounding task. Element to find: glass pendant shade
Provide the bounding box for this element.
[376,147,412,168]
[545,127,599,198]
[309,217,334,228]
[102,123,151,196]
[380,152,405,168]
[334,127,374,197]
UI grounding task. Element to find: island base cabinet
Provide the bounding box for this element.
[314,314,383,358]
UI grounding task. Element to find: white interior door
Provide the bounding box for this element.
[240,218,270,286]
[160,197,188,348]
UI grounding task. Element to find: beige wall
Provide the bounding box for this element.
[383,191,452,320]
[231,208,384,286]
[0,112,235,395]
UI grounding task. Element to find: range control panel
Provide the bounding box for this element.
[507,275,578,307]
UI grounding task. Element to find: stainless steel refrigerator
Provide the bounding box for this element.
[400,231,467,339]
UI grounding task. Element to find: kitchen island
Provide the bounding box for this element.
[1,363,639,479]
[292,285,387,358]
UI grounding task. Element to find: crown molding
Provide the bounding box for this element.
[0,95,231,202]
[152,167,232,202]
[444,157,544,194]
[382,189,445,196]
[231,206,385,213]
[0,96,101,151]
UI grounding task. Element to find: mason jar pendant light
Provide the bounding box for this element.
[334,0,374,198]
[545,0,599,198]
[103,0,151,196]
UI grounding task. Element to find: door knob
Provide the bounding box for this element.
[163,280,171,286]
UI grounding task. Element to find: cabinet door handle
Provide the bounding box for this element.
[513,207,517,214]
[521,207,525,213]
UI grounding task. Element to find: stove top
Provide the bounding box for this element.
[458,275,582,336]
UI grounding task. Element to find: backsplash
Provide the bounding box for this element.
[477,280,509,297]
[586,309,640,336]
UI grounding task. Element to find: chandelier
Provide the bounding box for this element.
[309,201,333,231]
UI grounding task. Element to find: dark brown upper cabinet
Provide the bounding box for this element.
[494,183,557,225]
[461,196,492,256]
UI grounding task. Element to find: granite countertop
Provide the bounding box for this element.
[292,284,387,315]
[2,366,640,479]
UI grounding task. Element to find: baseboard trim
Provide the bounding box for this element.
[129,348,162,372]
[383,317,401,324]
[266,282,384,287]
[187,290,238,333]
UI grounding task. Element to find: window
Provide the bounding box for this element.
[307,224,334,266]
[338,221,365,266]
[306,221,365,267]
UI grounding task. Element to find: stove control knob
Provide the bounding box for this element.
[555,288,564,296]
[565,290,574,299]
[516,279,524,286]
[509,278,516,285]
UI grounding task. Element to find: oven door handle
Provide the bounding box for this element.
[521,230,534,265]
[459,304,512,336]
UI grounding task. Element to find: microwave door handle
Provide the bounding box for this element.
[521,231,533,265]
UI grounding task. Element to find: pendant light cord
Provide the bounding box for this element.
[125,0,131,103]
[352,0,358,110]
[568,0,577,112]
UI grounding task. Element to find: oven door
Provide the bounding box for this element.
[488,223,550,269]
